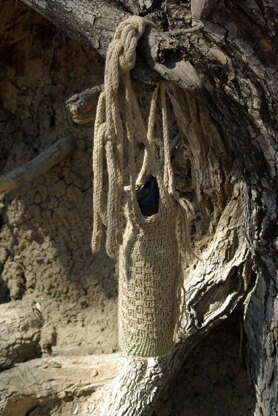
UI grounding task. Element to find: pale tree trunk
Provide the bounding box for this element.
[1,0,277,415]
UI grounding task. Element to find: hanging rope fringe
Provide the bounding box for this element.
[92,15,193,259]
[92,17,146,257]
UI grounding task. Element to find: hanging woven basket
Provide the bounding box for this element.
[91,16,191,357]
[119,179,179,356]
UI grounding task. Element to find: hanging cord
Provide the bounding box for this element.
[136,84,160,186]
[161,83,194,262]
[160,82,196,335]
[91,17,147,257]
[91,16,194,269]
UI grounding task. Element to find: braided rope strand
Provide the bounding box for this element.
[91,16,146,257]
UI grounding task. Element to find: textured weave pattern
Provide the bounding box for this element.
[119,187,178,356]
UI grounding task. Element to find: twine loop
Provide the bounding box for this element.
[114,16,145,72]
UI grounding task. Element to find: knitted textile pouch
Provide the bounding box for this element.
[119,178,179,356]
[91,17,191,357]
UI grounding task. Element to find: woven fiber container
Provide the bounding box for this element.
[118,182,179,357]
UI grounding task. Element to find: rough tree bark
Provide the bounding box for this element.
[0,302,43,371]
[1,0,277,415]
[0,354,119,415]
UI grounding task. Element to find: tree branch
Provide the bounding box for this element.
[0,136,76,194]
[20,0,202,90]
[66,85,104,125]
[0,302,43,371]
[0,354,119,415]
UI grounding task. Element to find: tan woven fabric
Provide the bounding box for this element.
[119,179,179,356]
[91,17,192,357]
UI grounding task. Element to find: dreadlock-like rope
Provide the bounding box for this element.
[92,16,192,356]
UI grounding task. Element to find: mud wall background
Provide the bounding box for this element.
[0,1,254,414]
[0,0,118,356]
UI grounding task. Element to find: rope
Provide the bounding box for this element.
[91,15,192,264]
[91,16,146,257]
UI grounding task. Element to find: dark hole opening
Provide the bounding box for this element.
[136,175,159,217]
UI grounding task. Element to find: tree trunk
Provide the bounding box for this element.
[0,302,43,370]
[2,0,277,415]
[0,354,118,415]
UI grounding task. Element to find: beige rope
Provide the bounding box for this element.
[92,17,146,257]
[161,82,174,194]
[91,15,192,262]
